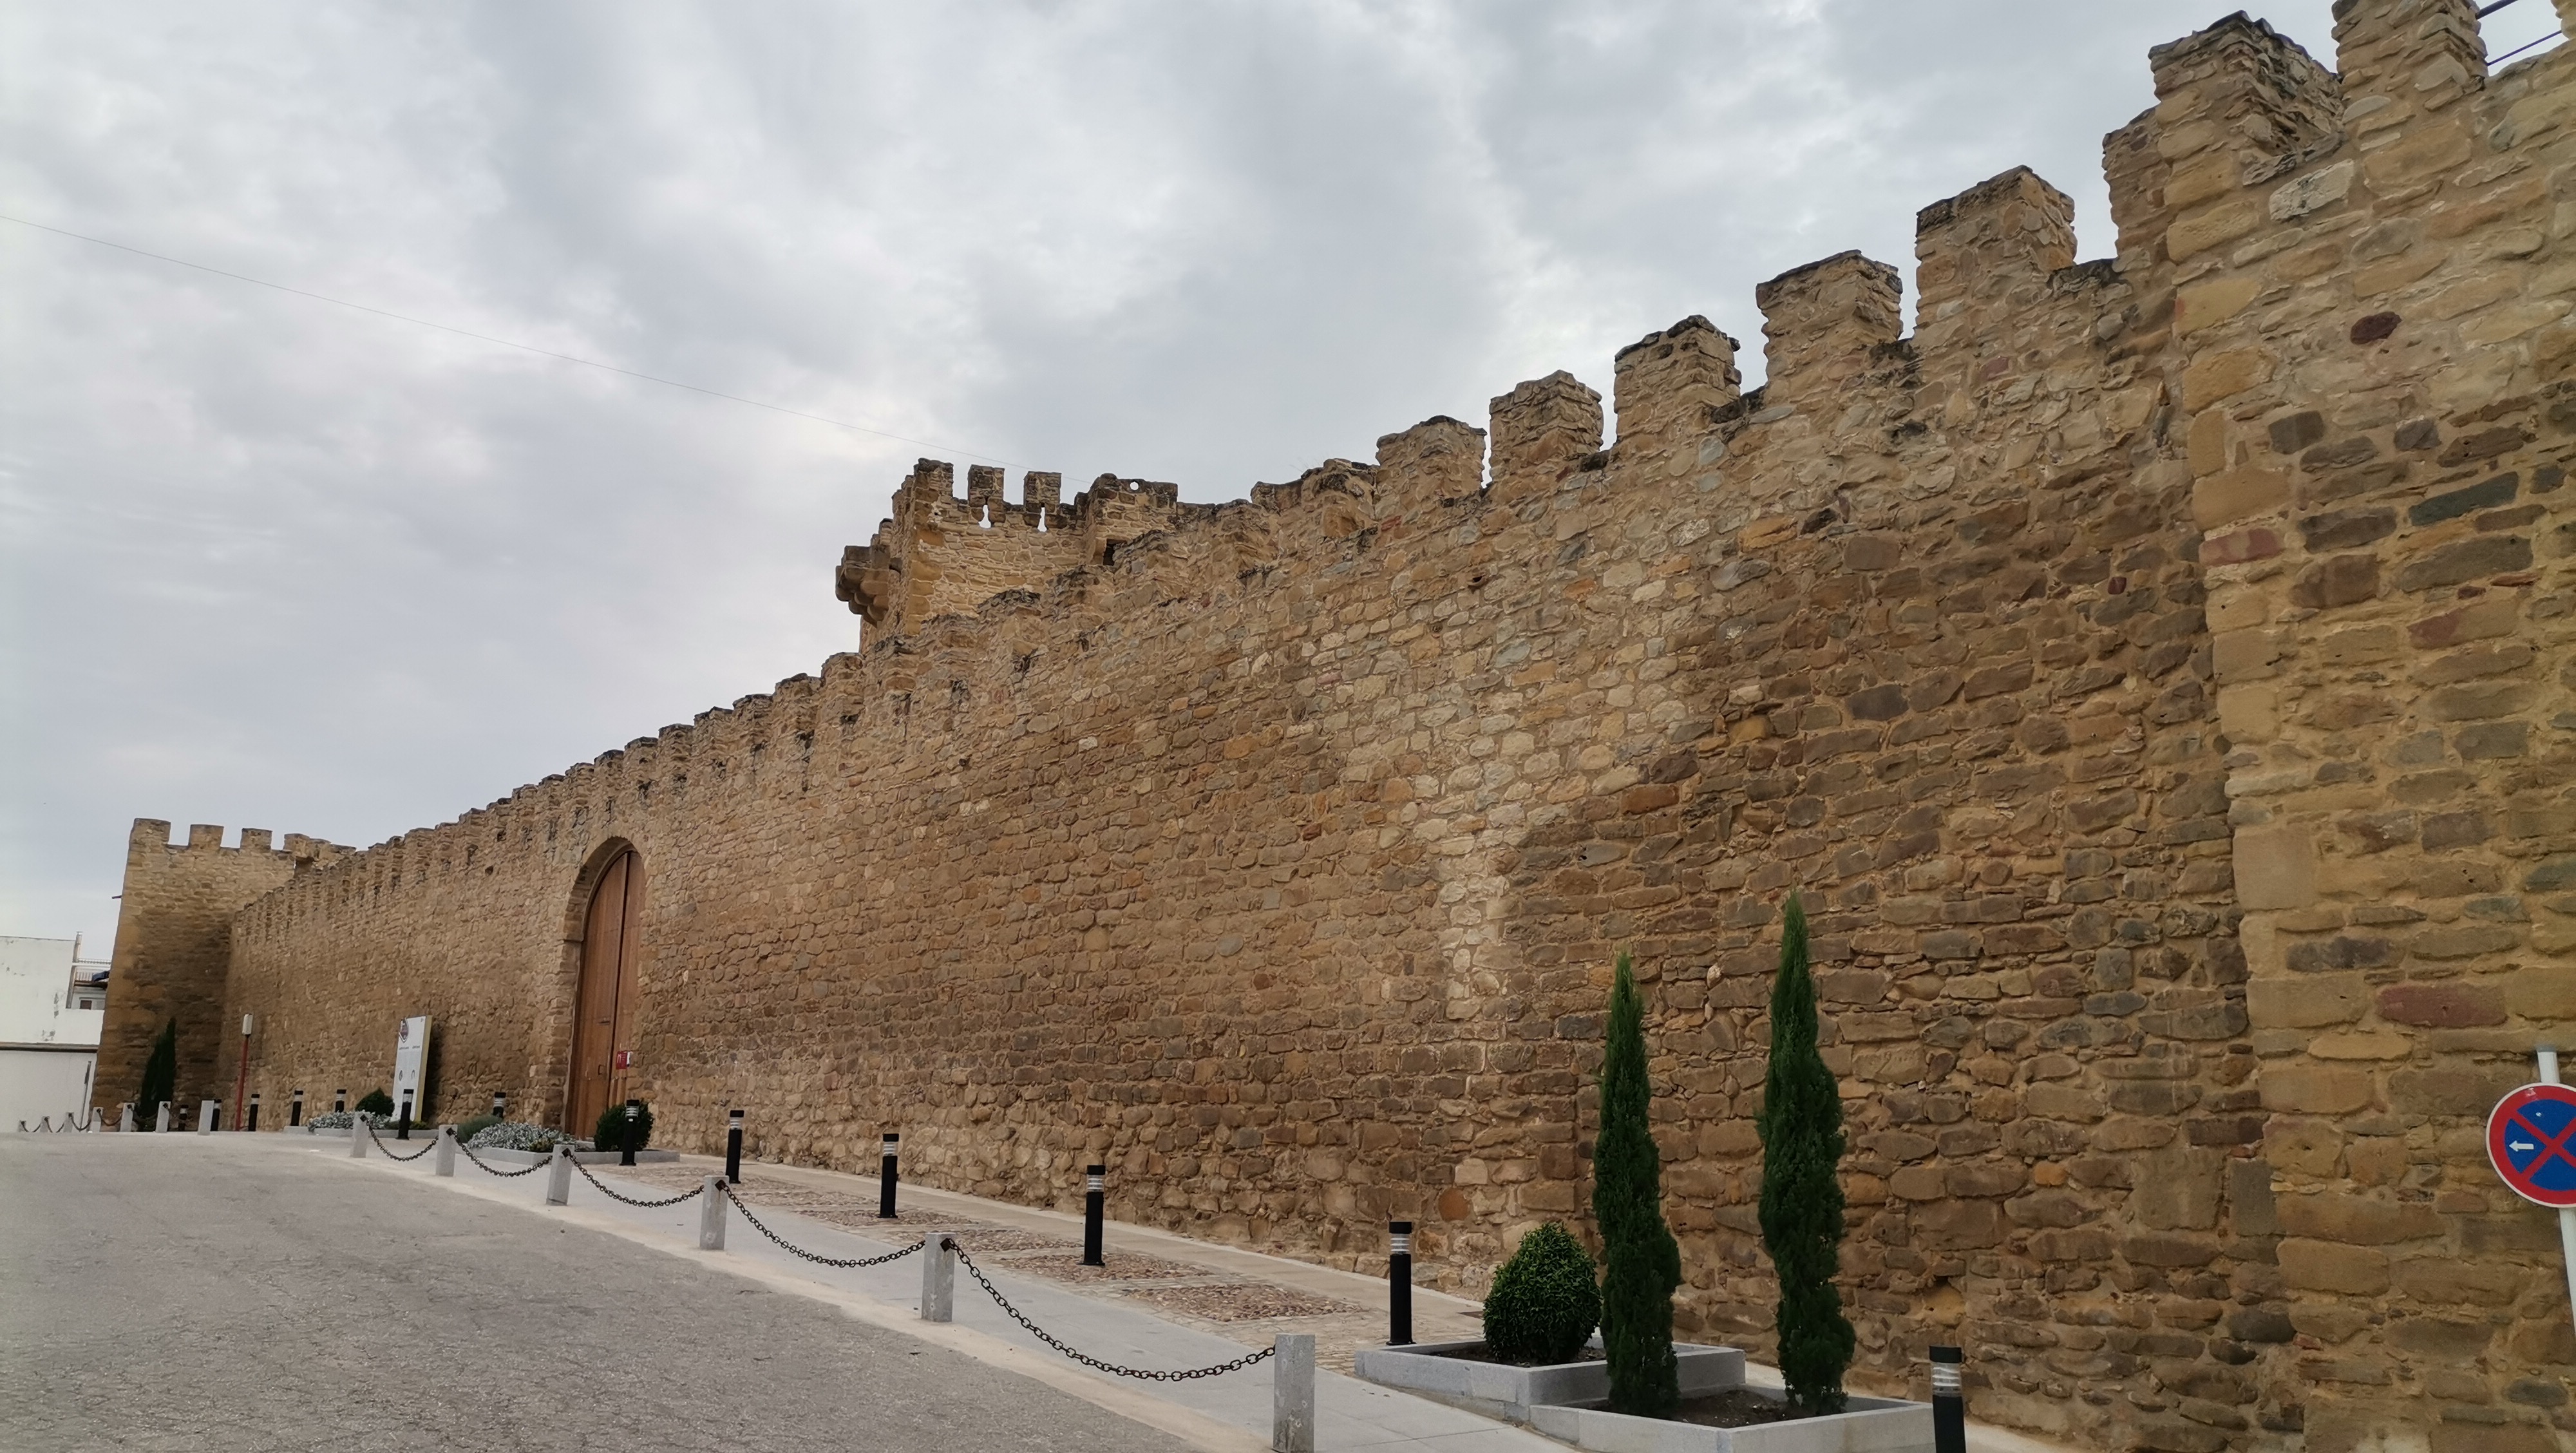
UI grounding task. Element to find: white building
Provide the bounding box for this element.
[1,935,108,1129]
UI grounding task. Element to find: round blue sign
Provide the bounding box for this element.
[2489,1083,2576,1208]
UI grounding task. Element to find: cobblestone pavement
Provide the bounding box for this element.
[0,1135,1195,1453]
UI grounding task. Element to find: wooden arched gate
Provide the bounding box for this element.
[567,848,642,1134]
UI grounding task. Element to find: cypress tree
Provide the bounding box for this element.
[1593,950,1680,1418]
[137,1019,178,1130]
[1758,893,1855,1414]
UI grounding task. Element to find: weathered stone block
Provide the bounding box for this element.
[2277,1239,2391,1295]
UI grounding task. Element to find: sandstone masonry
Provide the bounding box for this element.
[99,8,2576,1450]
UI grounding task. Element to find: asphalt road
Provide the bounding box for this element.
[0,1135,1195,1452]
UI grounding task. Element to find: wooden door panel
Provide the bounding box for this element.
[568,853,629,1133]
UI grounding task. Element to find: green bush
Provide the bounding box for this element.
[594,1100,654,1152]
[355,1088,395,1117]
[451,1114,500,1144]
[1759,892,1855,1414]
[1594,950,1680,1418]
[137,1020,178,1130]
[1482,1221,1599,1363]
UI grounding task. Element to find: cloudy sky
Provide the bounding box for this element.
[5,2,2564,949]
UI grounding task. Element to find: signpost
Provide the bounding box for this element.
[2489,1047,2576,1342]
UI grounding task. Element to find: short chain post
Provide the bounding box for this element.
[1272,1333,1316,1453]
[920,1234,955,1321]
[726,1108,744,1184]
[878,1132,900,1218]
[289,1088,304,1127]
[397,1093,413,1141]
[699,1177,728,1250]
[1083,1164,1107,1267]
[621,1099,641,1167]
[153,1101,170,1132]
[1387,1220,1413,1346]
[247,1092,260,1132]
[348,1116,368,1158]
[119,1104,135,1134]
[1931,1345,1965,1453]
[545,1143,573,1205]
[198,1099,218,1134]
[434,1125,457,1177]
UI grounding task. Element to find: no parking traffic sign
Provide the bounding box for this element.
[2489,1082,2576,1208]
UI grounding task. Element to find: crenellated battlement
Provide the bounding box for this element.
[129,818,346,867]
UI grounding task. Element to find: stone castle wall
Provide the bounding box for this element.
[120,6,2576,1450]
[96,819,342,1112]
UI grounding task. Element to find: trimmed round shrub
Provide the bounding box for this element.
[450,1113,501,1145]
[1482,1220,1600,1364]
[594,1101,654,1153]
[355,1088,395,1117]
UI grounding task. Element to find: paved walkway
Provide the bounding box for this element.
[404,1135,1558,1453]
[13,1129,2083,1453]
[0,1134,1198,1453]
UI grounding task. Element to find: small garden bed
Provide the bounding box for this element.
[1353,1338,1745,1425]
[1529,1389,1931,1452]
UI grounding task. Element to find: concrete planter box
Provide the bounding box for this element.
[1530,1391,1933,1453]
[466,1146,678,1166]
[1352,1338,1746,1424]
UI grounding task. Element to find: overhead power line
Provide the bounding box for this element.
[0,213,1009,465]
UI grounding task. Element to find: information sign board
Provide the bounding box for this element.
[392,1016,431,1119]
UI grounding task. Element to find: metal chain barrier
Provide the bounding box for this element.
[949,1244,1275,1382]
[340,1132,1269,1385]
[363,1121,436,1162]
[720,1184,920,1269]
[571,1155,705,1208]
[458,1141,548,1177]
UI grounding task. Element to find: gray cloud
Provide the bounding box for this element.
[21,0,2524,946]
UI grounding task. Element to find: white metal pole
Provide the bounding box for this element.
[2538,1046,2576,1345]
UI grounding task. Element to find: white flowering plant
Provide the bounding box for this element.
[466,1119,591,1153]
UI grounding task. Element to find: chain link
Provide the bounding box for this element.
[570,1155,706,1208]
[457,1141,547,1177]
[949,1244,1275,1382]
[337,1141,1265,1382]
[719,1184,921,1269]
[363,1121,437,1161]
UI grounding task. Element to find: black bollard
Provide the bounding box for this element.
[333,1090,346,1115]
[397,1094,413,1141]
[1930,1346,1965,1453]
[621,1099,641,1167]
[878,1132,900,1218]
[491,1090,507,1120]
[209,1100,222,1132]
[289,1089,304,1127]
[247,1093,260,1132]
[1083,1165,1106,1267]
[1388,1220,1414,1346]
[726,1109,744,1184]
